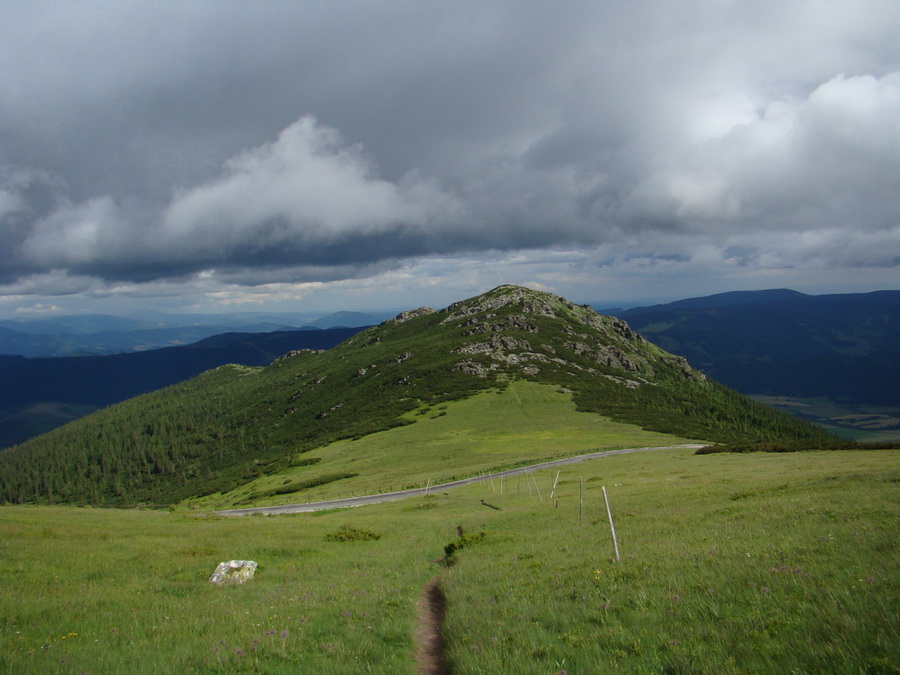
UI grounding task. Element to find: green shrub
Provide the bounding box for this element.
[273,472,359,495]
[324,525,381,542]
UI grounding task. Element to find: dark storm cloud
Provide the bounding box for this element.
[1,0,899,301]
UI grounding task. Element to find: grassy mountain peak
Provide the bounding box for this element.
[0,285,830,506]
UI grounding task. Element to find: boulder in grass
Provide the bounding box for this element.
[208,560,258,585]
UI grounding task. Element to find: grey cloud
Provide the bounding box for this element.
[1,0,899,302]
[159,117,462,253]
[621,72,900,234]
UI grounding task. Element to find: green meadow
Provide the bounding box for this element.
[2,447,897,674]
[190,381,696,510]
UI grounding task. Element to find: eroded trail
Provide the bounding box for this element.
[415,576,449,674]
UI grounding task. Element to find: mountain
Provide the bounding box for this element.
[0,309,393,357]
[0,325,73,357]
[0,326,366,449]
[0,324,320,357]
[615,289,900,405]
[0,319,315,357]
[0,313,153,335]
[616,288,808,315]
[0,285,830,506]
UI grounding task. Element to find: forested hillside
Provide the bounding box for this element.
[0,286,831,506]
[0,327,364,448]
[617,289,900,405]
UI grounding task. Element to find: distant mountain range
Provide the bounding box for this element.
[1,288,897,450]
[0,327,366,448]
[611,289,900,406]
[0,310,391,357]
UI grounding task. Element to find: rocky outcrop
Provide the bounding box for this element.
[439,285,709,387]
[568,341,642,373]
[454,334,574,379]
[275,348,324,361]
[386,307,435,324]
[441,285,562,323]
[317,402,344,419]
[456,335,531,355]
[208,560,258,585]
[454,359,494,378]
[577,313,644,343]
[672,355,707,382]
[460,314,539,335]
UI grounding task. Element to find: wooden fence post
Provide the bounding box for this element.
[531,471,544,502]
[550,470,561,500]
[602,486,621,562]
[579,476,584,526]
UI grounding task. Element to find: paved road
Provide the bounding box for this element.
[213,444,704,517]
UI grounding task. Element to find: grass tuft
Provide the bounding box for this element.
[324,525,382,542]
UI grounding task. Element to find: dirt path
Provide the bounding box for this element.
[414,576,449,674]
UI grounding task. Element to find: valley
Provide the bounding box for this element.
[750,395,900,443]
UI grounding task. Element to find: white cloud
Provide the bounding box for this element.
[630,71,900,235]
[159,116,463,260]
[21,196,123,266]
[13,302,62,315]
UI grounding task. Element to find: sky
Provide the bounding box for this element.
[2,0,899,319]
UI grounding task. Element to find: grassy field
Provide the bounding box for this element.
[441,448,899,673]
[189,381,696,510]
[2,447,897,673]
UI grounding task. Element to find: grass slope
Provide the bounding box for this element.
[1,448,896,673]
[191,381,696,509]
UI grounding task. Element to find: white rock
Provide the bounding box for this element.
[208,560,258,585]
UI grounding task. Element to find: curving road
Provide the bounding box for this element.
[213,444,704,517]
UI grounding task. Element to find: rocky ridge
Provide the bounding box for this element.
[429,284,704,385]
